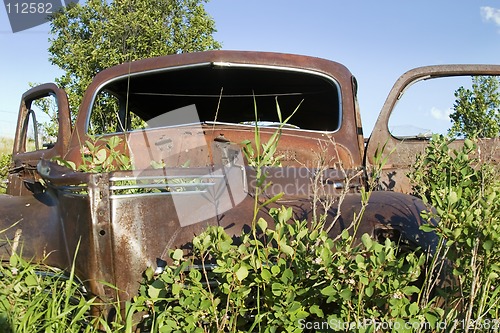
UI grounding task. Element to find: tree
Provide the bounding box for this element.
[449,76,500,138]
[48,0,221,119]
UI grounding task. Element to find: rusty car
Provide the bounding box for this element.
[1,50,499,305]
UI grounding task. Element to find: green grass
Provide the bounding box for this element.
[0,137,13,155]
[0,137,12,194]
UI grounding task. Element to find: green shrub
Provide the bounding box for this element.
[133,210,436,332]
[53,135,131,173]
[409,134,500,329]
[129,135,499,332]
[130,114,435,332]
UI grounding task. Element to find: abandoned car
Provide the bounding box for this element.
[1,51,499,304]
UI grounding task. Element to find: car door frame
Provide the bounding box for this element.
[365,64,500,194]
[8,83,72,195]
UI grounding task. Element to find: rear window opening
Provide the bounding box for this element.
[89,63,342,134]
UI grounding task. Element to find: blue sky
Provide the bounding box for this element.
[1,0,499,138]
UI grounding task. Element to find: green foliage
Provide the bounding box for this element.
[78,135,131,173]
[0,232,137,333]
[48,0,221,124]
[4,131,499,332]
[0,153,10,194]
[449,76,500,138]
[409,134,500,327]
[130,117,430,333]
[54,134,131,173]
[0,248,94,332]
[241,98,302,231]
[129,133,499,332]
[4,102,498,331]
[134,212,429,332]
[242,98,302,169]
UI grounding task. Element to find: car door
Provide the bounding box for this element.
[8,83,71,196]
[365,65,500,194]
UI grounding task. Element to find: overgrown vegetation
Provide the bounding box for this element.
[53,134,132,173]
[409,134,500,331]
[133,213,434,332]
[0,153,10,195]
[0,256,90,332]
[1,132,499,331]
[127,108,433,332]
[0,137,12,194]
[0,240,137,333]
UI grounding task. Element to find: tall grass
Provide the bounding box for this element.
[0,137,13,156]
[0,244,95,332]
[0,240,139,333]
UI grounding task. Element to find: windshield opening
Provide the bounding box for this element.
[88,63,341,134]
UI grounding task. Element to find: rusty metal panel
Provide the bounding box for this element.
[0,191,68,268]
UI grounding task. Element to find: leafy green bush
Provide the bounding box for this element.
[53,135,131,173]
[409,134,500,329]
[129,135,499,332]
[129,116,433,332]
[133,209,436,333]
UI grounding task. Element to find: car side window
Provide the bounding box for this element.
[88,90,147,135]
[388,75,500,139]
[23,94,59,152]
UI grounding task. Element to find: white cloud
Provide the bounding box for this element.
[430,107,452,121]
[480,6,500,26]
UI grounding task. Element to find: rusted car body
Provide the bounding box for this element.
[1,51,499,303]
